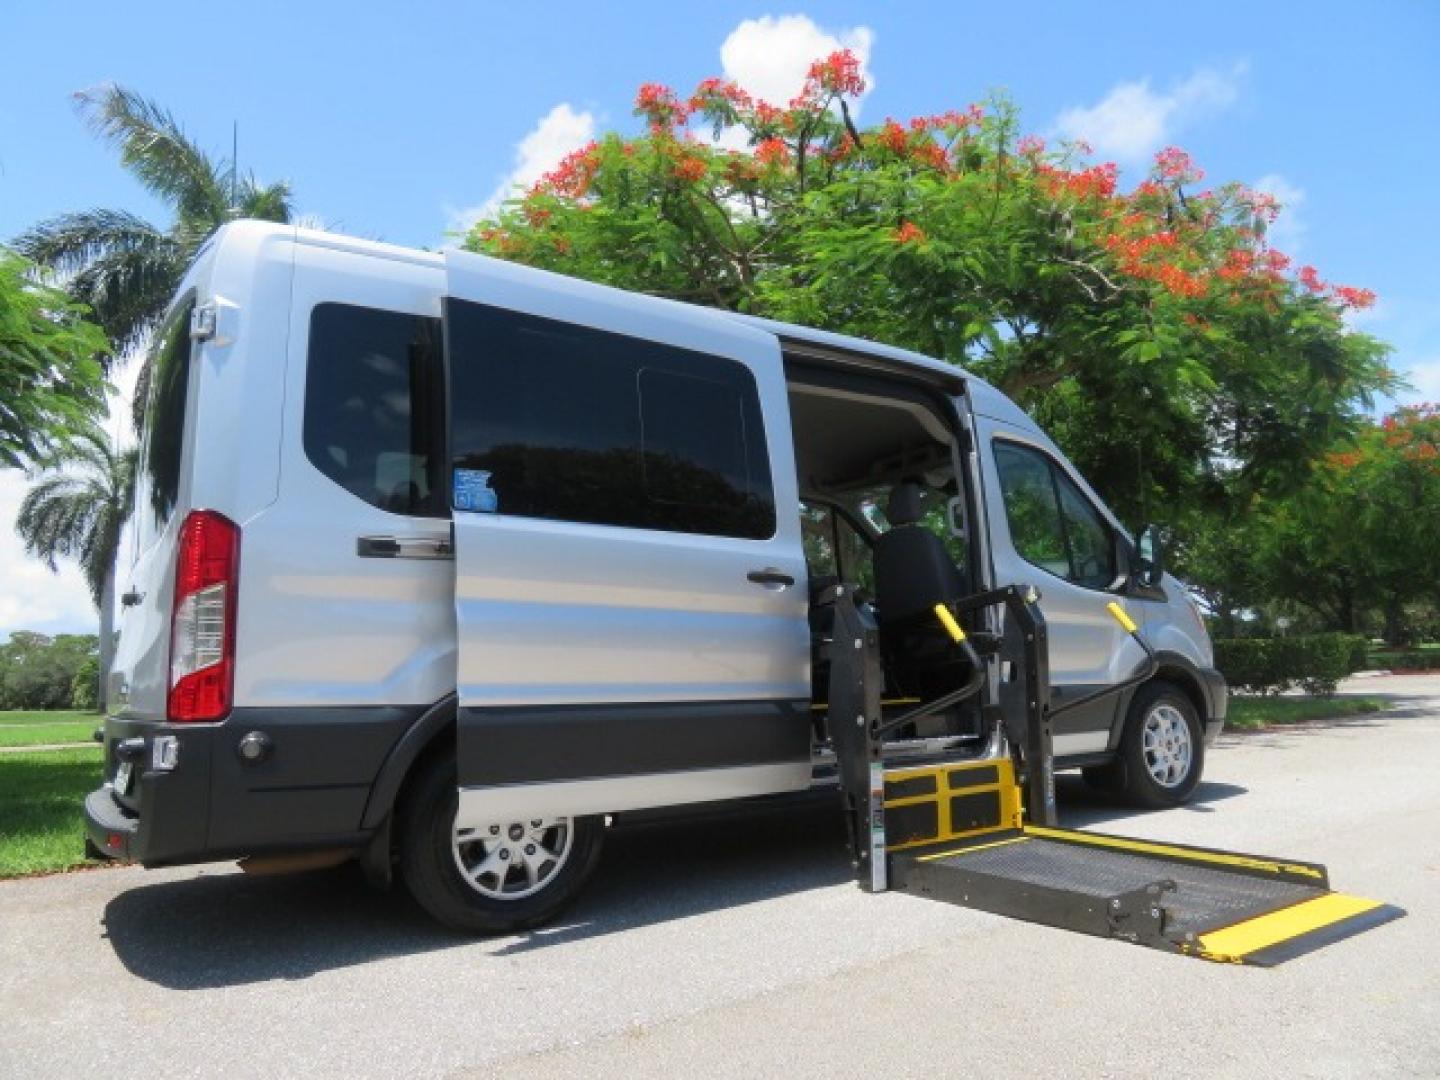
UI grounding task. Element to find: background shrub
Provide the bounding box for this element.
[1214,633,1368,696]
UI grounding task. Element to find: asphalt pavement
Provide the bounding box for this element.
[2,674,1437,1079]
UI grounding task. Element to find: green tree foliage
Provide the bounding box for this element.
[462,53,1393,530]
[14,85,292,419]
[1254,405,1440,642]
[0,249,108,471]
[0,632,98,710]
[70,655,100,711]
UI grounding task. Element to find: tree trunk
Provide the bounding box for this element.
[1382,595,1407,647]
[98,563,116,715]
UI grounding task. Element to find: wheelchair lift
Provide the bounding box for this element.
[820,584,1403,966]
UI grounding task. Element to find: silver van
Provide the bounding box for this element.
[85,221,1225,932]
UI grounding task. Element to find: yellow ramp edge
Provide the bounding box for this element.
[1194,893,1391,965]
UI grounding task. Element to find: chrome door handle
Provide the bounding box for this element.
[747,568,795,589]
[357,535,454,560]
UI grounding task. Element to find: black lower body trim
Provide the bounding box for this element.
[458,698,811,787]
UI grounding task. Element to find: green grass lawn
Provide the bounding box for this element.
[1366,642,1440,670]
[0,710,98,748]
[1228,695,1387,730]
[0,747,104,877]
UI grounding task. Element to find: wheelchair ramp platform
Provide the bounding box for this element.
[891,825,1403,966]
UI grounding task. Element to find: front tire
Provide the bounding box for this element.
[399,750,604,934]
[1114,680,1204,808]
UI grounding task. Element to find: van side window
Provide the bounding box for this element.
[139,298,196,539]
[304,303,446,517]
[446,300,775,539]
[994,440,1115,590]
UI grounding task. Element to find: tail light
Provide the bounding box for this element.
[168,510,240,722]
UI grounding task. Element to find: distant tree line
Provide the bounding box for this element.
[0,632,99,711]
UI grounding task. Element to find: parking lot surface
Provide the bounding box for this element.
[3,675,1437,1079]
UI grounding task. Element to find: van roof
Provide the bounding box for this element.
[209,220,1038,432]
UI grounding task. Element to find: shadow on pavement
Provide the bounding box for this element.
[102,792,853,988]
[104,771,1259,985]
[1053,776,1248,829]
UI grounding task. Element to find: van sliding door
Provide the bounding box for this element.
[442,251,811,824]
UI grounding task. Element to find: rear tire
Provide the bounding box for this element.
[398,750,604,934]
[1114,680,1204,808]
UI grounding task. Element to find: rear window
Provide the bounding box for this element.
[141,298,196,535]
[446,300,775,539]
[303,303,446,517]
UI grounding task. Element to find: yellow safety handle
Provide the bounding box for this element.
[933,603,966,643]
[1106,601,1139,635]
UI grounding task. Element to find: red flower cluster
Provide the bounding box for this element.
[1036,162,1118,200]
[689,77,753,112]
[894,221,926,244]
[805,49,866,97]
[1331,285,1377,310]
[536,141,602,198]
[672,154,707,183]
[635,82,691,132]
[755,137,790,167]
[877,119,908,154]
[1103,229,1209,298]
[917,105,985,133]
[1016,135,1046,157]
[1154,146,1203,184]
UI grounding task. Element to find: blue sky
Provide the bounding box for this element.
[2,1,1438,636]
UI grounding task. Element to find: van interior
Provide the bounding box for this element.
[786,368,987,759]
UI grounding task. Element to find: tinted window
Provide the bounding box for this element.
[142,298,196,533]
[1055,470,1116,589]
[447,300,775,539]
[994,440,1114,589]
[304,303,446,517]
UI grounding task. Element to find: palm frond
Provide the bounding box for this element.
[66,238,187,356]
[236,177,294,223]
[12,208,166,277]
[75,85,230,225]
[16,432,136,607]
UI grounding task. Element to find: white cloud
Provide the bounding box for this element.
[1253,173,1306,254]
[1396,357,1440,406]
[719,15,875,112]
[1054,64,1245,165]
[444,103,596,241]
[0,471,97,639]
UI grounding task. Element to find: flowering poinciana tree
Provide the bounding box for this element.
[465,51,1392,529]
[1251,405,1440,641]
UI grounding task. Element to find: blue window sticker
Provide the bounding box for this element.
[454,468,498,513]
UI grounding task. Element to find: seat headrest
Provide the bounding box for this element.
[886,481,924,527]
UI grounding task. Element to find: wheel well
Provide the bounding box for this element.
[360,695,457,833]
[1153,666,1206,724]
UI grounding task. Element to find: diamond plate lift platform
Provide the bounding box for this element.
[820,584,1403,966]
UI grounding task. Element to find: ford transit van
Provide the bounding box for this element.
[85,221,1225,932]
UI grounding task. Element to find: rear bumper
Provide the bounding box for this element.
[86,706,417,867]
[83,787,139,860]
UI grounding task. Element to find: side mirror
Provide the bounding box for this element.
[1134,523,1165,588]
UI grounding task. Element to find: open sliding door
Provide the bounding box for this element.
[443,251,812,825]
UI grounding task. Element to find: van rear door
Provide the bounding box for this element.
[443,252,811,824]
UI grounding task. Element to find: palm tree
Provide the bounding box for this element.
[16,431,137,712]
[14,85,293,417]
